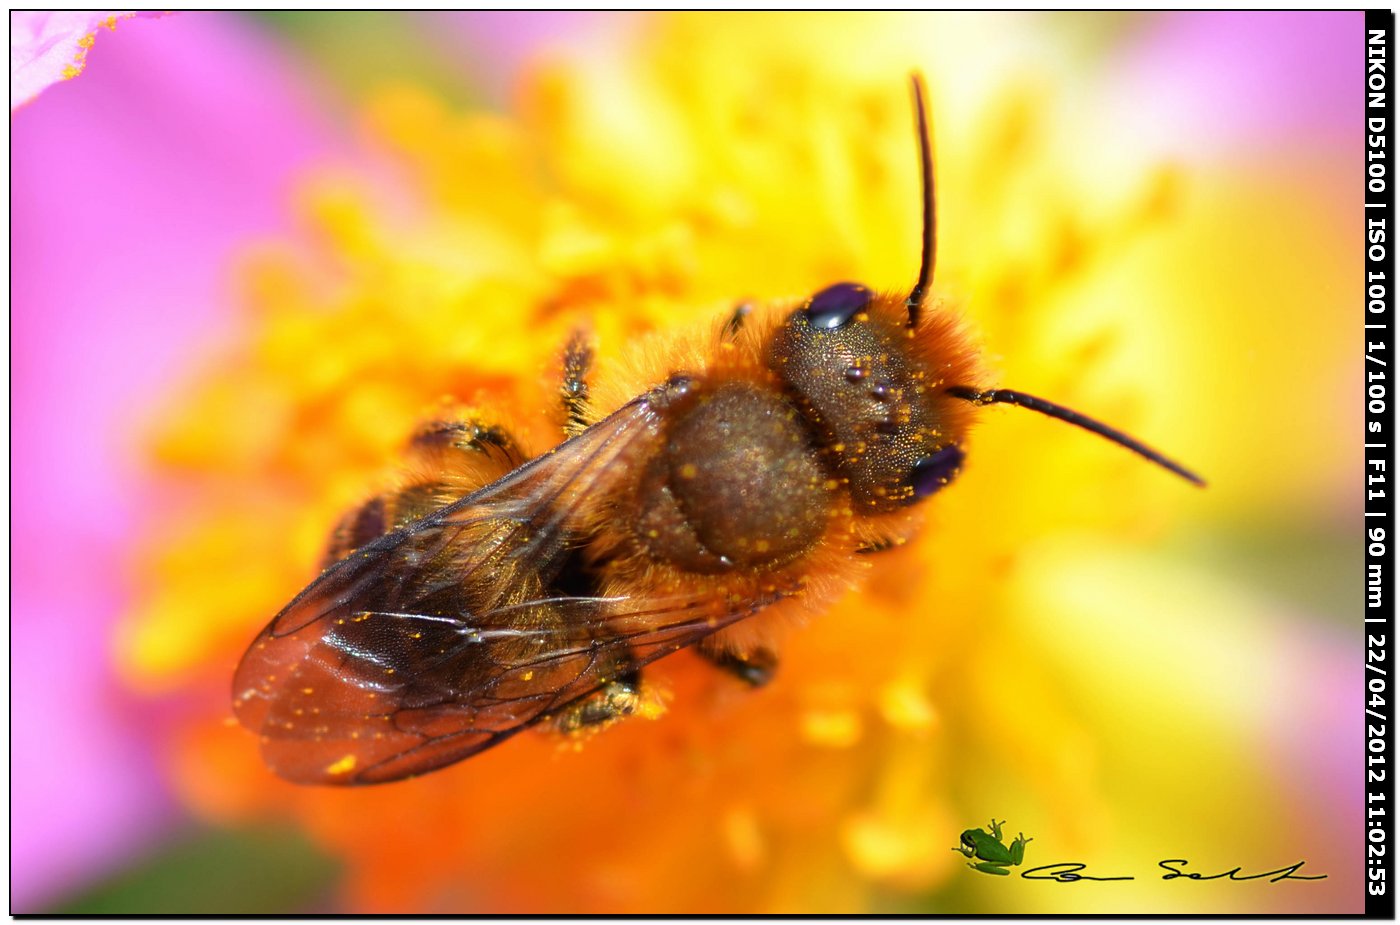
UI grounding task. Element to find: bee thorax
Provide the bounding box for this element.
[631,381,833,572]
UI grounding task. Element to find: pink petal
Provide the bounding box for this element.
[1107,11,1360,157]
[9,11,164,110]
[11,12,346,910]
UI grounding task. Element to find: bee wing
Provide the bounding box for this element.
[234,393,792,785]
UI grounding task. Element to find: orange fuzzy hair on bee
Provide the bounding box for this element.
[582,290,983,661]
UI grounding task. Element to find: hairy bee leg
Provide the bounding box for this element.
[561,330,594,438]
[723,300,754,340]
[856,536,900,555]
[697,644,778,688]
[552,666,645,734]
[322,415,526,567]
[406,416,523,466]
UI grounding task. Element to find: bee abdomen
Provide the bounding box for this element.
[322,415,526,569]
[323,495,389,567]
[321,481,457,568]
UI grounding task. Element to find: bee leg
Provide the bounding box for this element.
[552,666,645,734]
[408,419,526,459]
[697,644,778,688]
[722,300,754,340]
[561,329,594,438]
[856,536,901,555]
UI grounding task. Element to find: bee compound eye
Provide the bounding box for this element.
[804,282,872,329]
[910,444,965,498]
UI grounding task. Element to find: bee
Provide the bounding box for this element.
[233,75,1203,785]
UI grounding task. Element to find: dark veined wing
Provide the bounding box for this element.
[233,389,792,785]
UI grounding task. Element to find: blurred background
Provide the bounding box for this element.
[11,11,1362,913]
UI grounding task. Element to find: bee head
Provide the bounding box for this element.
[770,73,1201,514]
[762,72,964,516]
[767,281,967,514]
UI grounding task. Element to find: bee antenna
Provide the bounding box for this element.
[946,386,1206,487]
[906,73,936,329]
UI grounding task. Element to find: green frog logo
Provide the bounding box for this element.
[954,819,1032,876]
